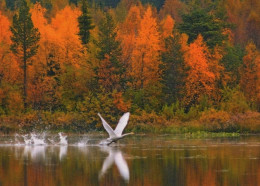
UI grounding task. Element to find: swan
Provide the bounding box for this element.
[99,146,129,182]
[98,112,133,145]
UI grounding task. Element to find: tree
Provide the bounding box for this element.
[78,0,94,45]
[178,9,228,48]
[225,0,260,48]
[96,12,124,92]
[159,0,185,22]
[183,35,216,108]
[0,10,11,64]
[161,29,186,105]
[129,6,163,111]
[221,44,244,88]
[117,5,142,71]
[130,6,162,89]
[0,11,23,115]
[161,15,175,39]
[240,42,260,107]
[10,0,40,110]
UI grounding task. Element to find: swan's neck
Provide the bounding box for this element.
[121,132,134,138]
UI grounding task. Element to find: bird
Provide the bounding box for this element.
[98,112,133,145]
[99,146,129,182]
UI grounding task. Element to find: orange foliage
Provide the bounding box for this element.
[183,35,216,105]
[0,10,12,71]
[240,42,260,104]
[51,6,82,65]
[0,1,258,116]
[130,6,162,89]
[97,55,121,92]
[112,91,131,112]
[0,11,11,44]
[208,47,226,101]
[161,15,175,39]
[225,0,260,47]
[31,3,48,34]
[28,75,58,110]
[0,11,21,85]
[117,5,142,67]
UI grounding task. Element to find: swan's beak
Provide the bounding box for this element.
[130,132,134,135]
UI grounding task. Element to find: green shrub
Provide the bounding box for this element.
[220,87,249,113]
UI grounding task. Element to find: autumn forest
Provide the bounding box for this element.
[0,0,259,133]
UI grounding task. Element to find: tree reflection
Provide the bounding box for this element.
[0,136,259,186]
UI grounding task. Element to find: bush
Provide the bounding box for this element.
[220,87,249,113]
[199,109,236,132]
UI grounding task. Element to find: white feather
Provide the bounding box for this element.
[114,112,130,136]
[98,113,117,138]
[115,152,130,181]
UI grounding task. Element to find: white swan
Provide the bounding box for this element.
[98,112,133,145]
[99,147,129,182]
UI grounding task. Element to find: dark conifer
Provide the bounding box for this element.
[78,0,94,45]
[10,0,40,110]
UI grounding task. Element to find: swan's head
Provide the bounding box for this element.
[125,132,134,136]
[121,132,134,138]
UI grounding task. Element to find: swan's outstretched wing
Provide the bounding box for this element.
[114,112,130,136]
[100,152,115,176]
[114,152,129,182]
[98,113,116,138]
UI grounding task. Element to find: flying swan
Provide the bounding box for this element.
[98,112,133,145]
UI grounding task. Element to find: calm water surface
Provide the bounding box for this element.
[0,134,259,186]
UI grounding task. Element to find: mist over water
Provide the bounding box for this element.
[0,134,259,186]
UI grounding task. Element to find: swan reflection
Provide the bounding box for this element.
[23,146,46,160]
[59,146,68,160]
[15,145,68,162]
[99,146,129,182]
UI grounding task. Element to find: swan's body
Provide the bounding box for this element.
[98,112,133,145]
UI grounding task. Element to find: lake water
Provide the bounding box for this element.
[0,133,259,186]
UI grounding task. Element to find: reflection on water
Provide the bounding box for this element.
[0,134,259,186]
[99,146,129,182]
[59,146,68,160]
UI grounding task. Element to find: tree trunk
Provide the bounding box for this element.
[23,50,27,111]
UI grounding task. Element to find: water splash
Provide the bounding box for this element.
[14,133,47,146]
[58,132,68,145]
[77,137,89,146]
[16,133,47,146]
[30,133,46,145]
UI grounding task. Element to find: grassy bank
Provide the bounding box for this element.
[0,109,259,135]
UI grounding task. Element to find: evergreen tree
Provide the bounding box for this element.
[78,0,94,45]
[5,0,17,10]
[96,12,124,92]
[178,9,227,48]
[221,45,244,88]
[10,0,40,110]
[161,30,186,105]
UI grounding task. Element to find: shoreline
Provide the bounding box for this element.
[0,111,259,135]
